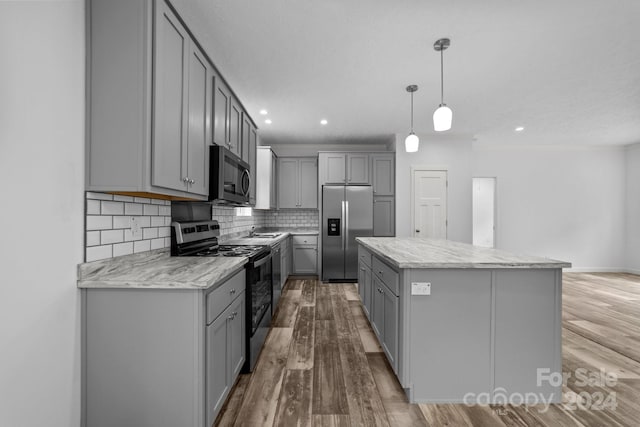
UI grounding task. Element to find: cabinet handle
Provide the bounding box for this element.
[360,268,365,271]
[230,289,236,295]
[189,178,195,184]
[182,177,189,184]
[378,271,383,276]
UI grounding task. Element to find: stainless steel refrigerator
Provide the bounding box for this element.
[322,185,373,281]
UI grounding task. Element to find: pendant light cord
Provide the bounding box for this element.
[440,48,444,105]
[410,90,414,132]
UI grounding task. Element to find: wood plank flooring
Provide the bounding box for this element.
[215,273,640,427]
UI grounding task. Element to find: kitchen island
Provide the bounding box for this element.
[356,237,571,405]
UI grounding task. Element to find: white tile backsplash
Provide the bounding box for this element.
[85,192,172,261]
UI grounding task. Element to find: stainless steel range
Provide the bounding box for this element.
[171,220,272,372]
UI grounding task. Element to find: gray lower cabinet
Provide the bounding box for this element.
[370,257,399,372]
[373,196,395,237]
[207,290,245,426]
[83,269,246,427]
[358,259,372,317]
[292,235,317,275]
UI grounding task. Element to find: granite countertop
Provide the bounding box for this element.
[224,227,319,247]
[77,249,247,289]
[356,237,572,269]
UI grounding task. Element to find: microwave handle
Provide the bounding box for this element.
[241,169,251,197]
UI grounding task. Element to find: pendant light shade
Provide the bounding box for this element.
[405,84,419,152]
[433,38,452,132]
[405,132,419,152]
[433,104,452,132]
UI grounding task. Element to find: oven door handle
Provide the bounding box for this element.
[251,254,272,268]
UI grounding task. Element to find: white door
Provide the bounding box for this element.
[412,170,447,238]
[472,177,496,248]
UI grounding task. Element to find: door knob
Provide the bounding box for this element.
[416,230,420,233]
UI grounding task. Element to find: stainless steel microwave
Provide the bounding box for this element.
[209,145,251,205]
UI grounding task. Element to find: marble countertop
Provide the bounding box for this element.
[77,249,247,289]
[356,237,572,269]
[224,227,319,247]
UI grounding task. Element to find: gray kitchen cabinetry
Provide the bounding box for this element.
[84,268,246,427]
[245,118,258,205]
[281,236,292,286]
[87,0,211,199]
[278,157,318,209]
[319,153,369,185]
[213,76,242,159]
[370,256,399,372]
[292,235,318,275]
[358,246,373,317]
[373,196,395,237]
[229,97,242,158]
[370,153,395,196]
[255,147,277,209]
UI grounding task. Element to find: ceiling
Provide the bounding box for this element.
[172,0,640,147]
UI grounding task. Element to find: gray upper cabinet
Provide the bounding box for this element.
[229,97,242,158]
[323,153,347,184]
[319,152,370,185]
[87,0,255,201]
[278,157,318,209]
[152,0,211,196]
[248,123,258,205]
[347,154,369,184]
[371,154,395,196]
[213,76,230,147]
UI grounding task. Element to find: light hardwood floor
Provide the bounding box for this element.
[215,273,640,426]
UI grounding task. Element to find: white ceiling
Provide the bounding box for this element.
[172,0,640,147]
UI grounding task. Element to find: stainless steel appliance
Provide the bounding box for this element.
[171,220,272,372]
[209,145,251,205]
[322,185,373,281]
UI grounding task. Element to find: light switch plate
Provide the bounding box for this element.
[411,282,431,295]
[130,217,141,239]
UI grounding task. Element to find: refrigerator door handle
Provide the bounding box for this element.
[341,200,346,251]
[345,200,349,254]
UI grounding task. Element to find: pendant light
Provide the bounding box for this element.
[433,38,452,132]
[405,85,419,152]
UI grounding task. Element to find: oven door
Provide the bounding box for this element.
[209,145,250,205]
[247,253,272,336]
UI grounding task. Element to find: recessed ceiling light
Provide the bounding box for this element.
[265,119,272,124]
[259,109,268,115]
[320,119,328,125]
[515,126,524,132]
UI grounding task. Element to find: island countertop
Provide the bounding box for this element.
[77,249,247,289]
[356,237,571,269]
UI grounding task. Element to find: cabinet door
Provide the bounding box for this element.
[213,76,230,146]
[278,158,299,208]
[381,281,398,369]
[249,126,257,205]
[206,312,229,427]
[371,154,394,196]
[241,113,252,163]
[347,154,369,184]
[371,276,384,338]
[152,1,189,192]
[185,43,211,196]
[299,158,318,208]
[363,265,372,318]
[270,153,278,209]
[323,153,346,184]
[293,246,317,274]
[373,196,395,237]
[358,260,366,303]
[229,98,242,157]
[228,293,246,381]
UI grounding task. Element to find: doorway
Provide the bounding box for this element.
[411,169,448,238]
[472,177,496,248]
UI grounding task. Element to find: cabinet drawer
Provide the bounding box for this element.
[292,235,317,246]
[372,256,399,296]
[207,270,245,325]
[358,246,372,268]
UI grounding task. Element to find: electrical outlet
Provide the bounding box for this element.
[130,217,141,239]
[411,282,431,295]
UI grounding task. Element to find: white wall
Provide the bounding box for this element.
[394,134,473,243]
[473,145,627,271]
[626,143,640,274]
[0,2,84,426]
